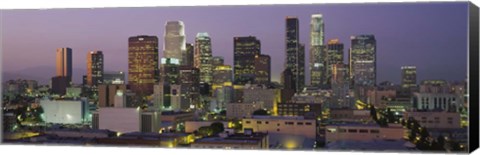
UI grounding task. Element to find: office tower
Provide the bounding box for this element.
[51,76,70,95]
[160,58,180,85]
[285,17,304,92]
[212,56,224,67]
[213,65,233,87]
[103,71,125,84]
[98,84,127,107]
[179,66,201,110]
[233,36,261,85]
[86,51,104,87]
[349,35,376,103]
[349,35,376,87]
[128,35,159,96]
[194,32,213,84]
[401,66,417,89]
[255,54,271,85]
[299,43,305,89]
[310,14,325,87]
[56,47,73,83]
[212,65,233,111]
[323,39,344,89]
[331,64,350,108]
[164,21,186,64]
[184,43,194,67]
[281,68,296,103]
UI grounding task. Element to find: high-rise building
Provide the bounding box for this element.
[86,51,104,87]
[184,43,194,67]
[281,68,296,103]
[299,43,306,89]
[128,35,159,96]
[310,14,325,87]
[179,66,201,110]
[212,65,233,111]
[234,36,261,85]
[56,47,73,83]
[194,32,213,84]
[164,21,186,64]
[349,35,376,103]
[285,17,304,92]
[213,65,233,88]
[160,58,180,85]
[322,39,344,89]
[255,54,271,85]
[331,64,351,108]
[349,35,376,87]
[212,56,224,67]
[51,76,70,95]
[401,66,417,89]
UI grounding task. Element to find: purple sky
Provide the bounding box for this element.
[1,2,469,85]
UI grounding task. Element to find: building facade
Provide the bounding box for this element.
[285,17,305,92]
[128,35,159,96]
[234,36,261,85]
[56,47,73,83]
[164,21,186,64]
[195,32,213,84]
[86,51,104,87]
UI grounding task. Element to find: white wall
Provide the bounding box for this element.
[98,107,140,133]
[40,100,84,124]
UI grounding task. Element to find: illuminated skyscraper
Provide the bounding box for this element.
[349,35,376,87]
[322,39,344,89]
[331,64,350,108]
[401,66,417,89]
[349,35,376,102]
[184,43,194,67]
[160,58,180,85]
[234,36,260,85]
[213,65,233,88]
[195,32,213,84]
[56,47,73,83]
[86,51,104,87]
[255,54,271,85]
[285,16,304,92]
[310,14,326,87]
[128,35,159,96]
[164,21,186,64]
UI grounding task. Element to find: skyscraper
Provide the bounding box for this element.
[323,39,344,89]
[233,36,261,85]
[331,63,350,108]
[349,35,376,87]
[160,58,180,85]
[285,16,304,92]
[56,47,73,83]
[194,32,213,84]
[309,14,326,87]
[401,66,417,89]
[349,35,376,103]
[128,35,159,96]
[164,21,186,64]
[184,43,194,68]
[86,51,104,87]
[255,54,271,85]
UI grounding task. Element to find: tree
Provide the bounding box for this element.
[210,122,225,135]
[369,105,378,121]
[197,126,213,137]
[386,108,395,123]
[252,109,269,116]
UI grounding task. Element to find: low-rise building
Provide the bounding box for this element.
[185,121,228,133]
[191,130,268,149]
[325,123,404,143]
[40,98,90,124]
[403,110,461,129]
[242,116,316,139]
[92,107,161,133]
[277,102,321,119]
[329,108,372,122]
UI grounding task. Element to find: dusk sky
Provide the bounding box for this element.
[1,2,469,85]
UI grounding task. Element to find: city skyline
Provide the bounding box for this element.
[1,2,468,85]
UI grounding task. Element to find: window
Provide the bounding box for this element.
[339,129,346,133]
[305,122,312,125]
[348,129,357,133]
[257,121,262,124]
[370,130,380,133]
[285,122,294,125]
[297,122,304,125]
[246,121,251,124]
[359,129,368,133]
[265,121,269,124]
